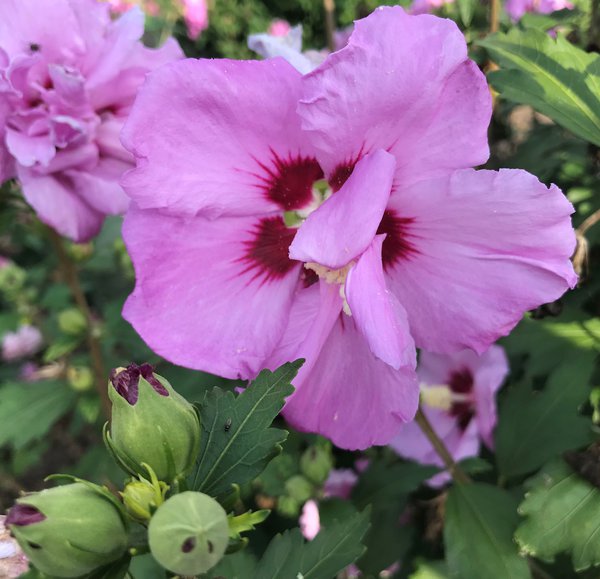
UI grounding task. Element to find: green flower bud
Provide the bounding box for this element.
[284,475,314,503]
[276,495,300,518]
[148,492,229,576]
[121,466,168,523]
[66,365,93,392]
[300,444,334,485]
[58,308,87,336]
[105,363,200,482]
[6,483,128,578]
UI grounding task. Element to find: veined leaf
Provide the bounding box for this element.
[495,352,594,479]
[445,483,530,579]
[190,361,301,496]
[457,0,476,26]
[254,508,370,579]
[516,459,600,571]
[0,381,76,449]
[479,29,600,146]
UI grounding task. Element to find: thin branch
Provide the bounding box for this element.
[489,0,501,34]
[323,0,336,53]
[48,228,110,419]
[577,207,600,236]
[414,407,471,484]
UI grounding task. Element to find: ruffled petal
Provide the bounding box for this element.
[18,168,103,242]
[123,205,302,379]
[121,58,320,218]
[298,6,490,186]
[289,150,394,268]
[385,169,577,354]
[345,235,415,369]
[277,283,419,449]
[248,26,315,74]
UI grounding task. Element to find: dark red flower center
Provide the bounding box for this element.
[240,217,298,284]
[448,368,475,431]
[376,210,418,270]
[254,150,324,211]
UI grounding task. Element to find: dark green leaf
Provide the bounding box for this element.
[479,29,600,146]
[516,459,600,571]
[254,508,370,579]
[202,550,258,578]
[190,361,301,496]
[0,381,76,449]
[445,483,530,579]
[496,353,594,479]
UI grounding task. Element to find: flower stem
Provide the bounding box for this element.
[414,407,471,484]
[323,0,336,53]
[48,228,110,419]
[489,0,500,33]
[577,207,600,236]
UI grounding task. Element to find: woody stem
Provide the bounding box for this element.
[414,407,471,484]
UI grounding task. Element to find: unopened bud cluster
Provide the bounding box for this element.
[5,363,257,578]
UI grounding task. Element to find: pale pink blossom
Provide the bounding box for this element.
[2,325,43,361]
[268,19,292,37]
[299,499,320,540]
[182,0,208,40]
[505,0,574,21]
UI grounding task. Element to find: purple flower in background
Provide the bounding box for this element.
[391,345,508,485]
[323,469,358,500]
[505,0,574,21]
[0,0,182,242]
[268,19,292,37]
[121,6,576,449]
[0,516,29,579]
[410,0,454,15]
[2,325,43,361]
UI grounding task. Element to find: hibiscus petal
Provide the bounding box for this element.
[345,235,415,369]
[298,6,490,186]
[0,0,82,61]
[277,289,419,449]
[18,168,103,242]
[121,58,320,218]
[248,26,315,75]
[122,205,302,379]
[289,149,395,268]
[386,168,577,354]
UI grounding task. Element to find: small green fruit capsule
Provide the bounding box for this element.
[284,475,314,503]
[300,443,333,485]
[58,308,87,336]
[6,483,128,578]
[148,491,229,576]
[105,363,200,482]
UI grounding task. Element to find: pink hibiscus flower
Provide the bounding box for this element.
[182,0,209,40]
[391,346,509,485]
[0,0,182,242]
[1,325,43,362]
[121,6,576,449]
[505,0,574,21]
[410,0,454,15]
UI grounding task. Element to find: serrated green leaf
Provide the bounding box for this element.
[201,550,258,578]
[457,0,476,26]
[479,29,600,146]
[0,381,76,449]
[495,353,594,479]
[516,459,600,571]
[190,361,301,496]
[255,508,370,579]
[445,483,530,579]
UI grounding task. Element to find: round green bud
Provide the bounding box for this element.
[300,444,333,485]
[276,495,300,518]
[148,492,229,576]
[6,483,128,578]
[284,475,314,503]
[106,363,200,482]
[66,366,93,392]
[58,308,87,336]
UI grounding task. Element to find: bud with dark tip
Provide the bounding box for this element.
[105,363,200,482]
[6,483,128,578]
[148,491,229,576]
